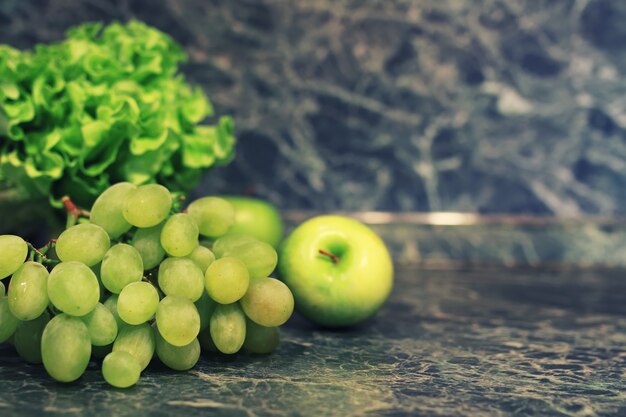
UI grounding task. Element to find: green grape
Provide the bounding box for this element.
[102,351,141,388]
[211,234,256,258]
[0,235,28,279]
[48,262,100,317]
[103,294,126,331]
[158,258,204,302]
[117,282,159,325]
[131,223,166,270]
[154,327,200,371]
[0,296,19,343]
[184,246,215,273]
[187,197,235,238]
[55,224,110,266]
[41,314,91,382]
[79,302,118,346]
[243,319,280,354]
[240,278,294,327]
[0,281,4,297]
[100,244,144,294]
[195,291,217,331]
[204,257,249,304]
[123,184,172,228]
[156,295,200,347]
[160,213,199,257]
[214,237,277,278]
[7,261,49,320]
[210,303,246,354]
[90,182,136,238]
[90,263,107,302]
[92,343,113,359]
[197,327,218,352]
[13,311,50,364]
[230,241,277,279]
[113,323,155,371]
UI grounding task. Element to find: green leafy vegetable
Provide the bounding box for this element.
[0,21,236,207]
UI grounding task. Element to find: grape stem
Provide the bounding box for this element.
[26,240,59,267]
[61,196,90,228]
[142,269,159,288]
[170,193,188,214]
[318,249,339,264]
[37,239,55,257]
[27,242,46,259]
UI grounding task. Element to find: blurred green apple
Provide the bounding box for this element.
[221,196,284,248]
[278,215,393,327]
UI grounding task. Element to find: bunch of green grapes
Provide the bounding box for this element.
[0,183,294,388]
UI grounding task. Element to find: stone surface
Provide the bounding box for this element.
[2,0,626,214]
[369,218,626,267]
[1,266,625,416]
[281,212,626,267]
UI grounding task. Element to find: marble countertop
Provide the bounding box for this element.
[1,265,624,416]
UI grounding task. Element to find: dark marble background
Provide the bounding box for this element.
[1,0,625,214]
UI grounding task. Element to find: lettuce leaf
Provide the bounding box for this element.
[0,20,236,206]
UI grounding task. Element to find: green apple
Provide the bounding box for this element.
[278,215,393,327]
[221,196,284,248]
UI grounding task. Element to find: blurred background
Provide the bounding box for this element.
[1,0,624,215]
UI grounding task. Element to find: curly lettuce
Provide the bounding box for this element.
[0,21,236,207]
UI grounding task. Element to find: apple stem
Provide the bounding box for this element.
[318,249,339,264]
